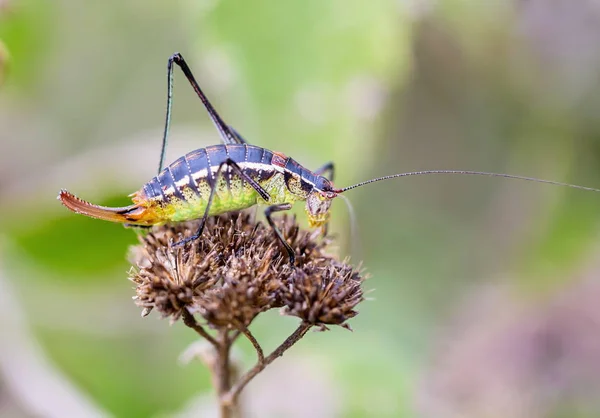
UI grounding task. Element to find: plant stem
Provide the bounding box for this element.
[224,322,311,406]
[235,322,264,364]
[181,308,218,347]
[217,329,237,418]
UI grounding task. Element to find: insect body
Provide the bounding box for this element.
[59,53,600,264]
[60,142,336,263]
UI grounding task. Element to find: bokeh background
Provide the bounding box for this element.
[3,0,600,417]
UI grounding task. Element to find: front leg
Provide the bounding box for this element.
[264,203,295,265]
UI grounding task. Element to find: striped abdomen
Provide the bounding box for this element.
[141,144,318,223]
[58,144,323,226]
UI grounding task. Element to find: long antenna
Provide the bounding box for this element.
[334,170,600,193]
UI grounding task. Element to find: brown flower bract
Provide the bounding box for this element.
[129,212,364,329]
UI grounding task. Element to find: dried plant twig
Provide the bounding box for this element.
[234,321,264,364]
[224,322,312,406]
[181,308,218,347]
[216,329,235,418]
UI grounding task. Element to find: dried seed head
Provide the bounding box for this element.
[279,260,365,330]
[197,244,283,328]
[128,227,217,320]
[128,212,365,330]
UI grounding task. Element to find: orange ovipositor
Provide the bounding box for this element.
[58,189,157,226]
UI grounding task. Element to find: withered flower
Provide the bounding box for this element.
[128,212,364,329]
[128,223,217,320]
[128,211,366,416]
[280,260,365,330]
[197,244,282,328]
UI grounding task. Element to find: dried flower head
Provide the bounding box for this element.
[128,225,217,320]
[128,212,365,330]
[279,260,365,330]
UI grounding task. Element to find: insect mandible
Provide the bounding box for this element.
[58,53,600,265]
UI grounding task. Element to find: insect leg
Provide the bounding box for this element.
[174,158,271,247]
[264,203,295,265]
[229,125,248,144]
[158,55,177,174]
[163,53,244,154]
[124,223,153,229]
[314,161,335,181]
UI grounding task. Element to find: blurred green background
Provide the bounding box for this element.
[3,0,600,417]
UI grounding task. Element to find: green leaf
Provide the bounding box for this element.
[10,196,138,280]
